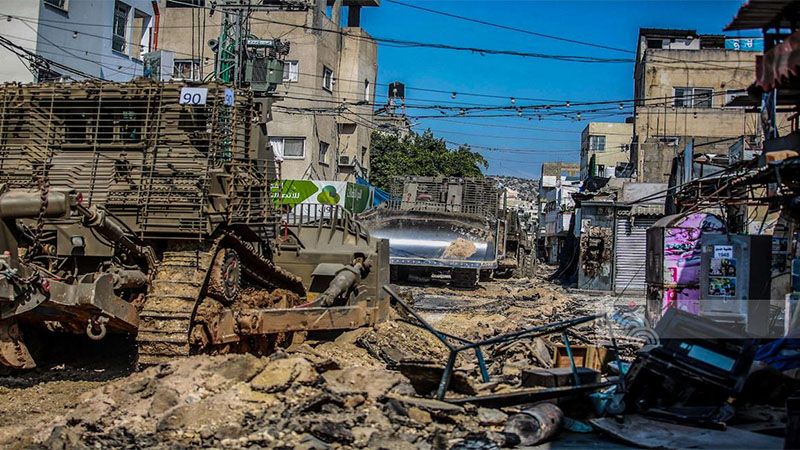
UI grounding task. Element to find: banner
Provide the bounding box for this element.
[271,180,373,213]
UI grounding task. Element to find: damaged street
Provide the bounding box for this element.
[0,271,789,449]
[1,273,610,449]
[1,0,800,448]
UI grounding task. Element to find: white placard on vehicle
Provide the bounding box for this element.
[713,245,734,259]
[223,88,235,106]
[179,87,208,105]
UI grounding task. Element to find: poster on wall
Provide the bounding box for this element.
[709,277,736,296]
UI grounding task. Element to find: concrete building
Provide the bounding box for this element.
[631,28,790,183]
[157,0,379,182]
[536,162,580,263]
[580,122,633,180]
[0,0,156,82]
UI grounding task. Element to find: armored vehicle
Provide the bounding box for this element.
[358,176,503,288]
[0,81,388,369]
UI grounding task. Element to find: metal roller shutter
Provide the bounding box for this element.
[614,215,657,294]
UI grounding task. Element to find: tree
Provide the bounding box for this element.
[368,129,488,191]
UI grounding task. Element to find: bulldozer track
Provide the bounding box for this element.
[136,232,307,366]
[136,250,214,366]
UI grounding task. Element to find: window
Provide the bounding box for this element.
[364,79,370,101]
[361,146,368,160]
[322,66,333,92]
[37,68,61,82]
[588,135,606,152]
[112,1,130,54]
[674,87,713,108]
[269,137,305,159]
[646,38,664,49]
[724,89,747,108]
[173,59,200,80]
[44,0,67,11]
[282,61,299,82]
[319,141,330,164]
[130,10,151,59]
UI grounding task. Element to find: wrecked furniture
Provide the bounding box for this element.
[623,308,756,427]
[552,344,610,371]
[591,414,783,449]
[383,285,624,404]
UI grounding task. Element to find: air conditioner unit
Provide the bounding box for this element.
[338,155,356,167]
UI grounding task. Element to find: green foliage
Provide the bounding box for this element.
[368,129,488,191]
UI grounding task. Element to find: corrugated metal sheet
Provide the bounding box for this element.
[614,216,658,294]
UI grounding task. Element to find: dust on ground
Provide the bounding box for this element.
[0,273,634,449]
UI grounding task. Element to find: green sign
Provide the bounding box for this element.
[272,180,374,213]
[270,180,319,206]
[345,183,370,213]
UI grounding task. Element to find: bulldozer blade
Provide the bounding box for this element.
[359,209,497,269]
[0,319,35,369]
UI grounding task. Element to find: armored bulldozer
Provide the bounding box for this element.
[0,81,388,369]
[358,176,503,288]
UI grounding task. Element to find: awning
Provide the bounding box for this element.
[630,204,665,217]
[756,29,800,90]
[726,0,799,31]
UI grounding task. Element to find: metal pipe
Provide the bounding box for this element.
[504,403,564,446]
[78,205,157,270]
[0,190,71,219]
[316,261,367,307]
[151,1,160,50]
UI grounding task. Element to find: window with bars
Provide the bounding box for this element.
[112,1,130,54]
[674,87,713,108]
[589,135,606,152]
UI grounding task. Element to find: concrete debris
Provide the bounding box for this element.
[0,274,673,449]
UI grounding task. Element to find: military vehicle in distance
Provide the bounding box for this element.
[0,81,388,369]
[359,176,505,288]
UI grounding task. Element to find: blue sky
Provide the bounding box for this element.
[358,1,753,179]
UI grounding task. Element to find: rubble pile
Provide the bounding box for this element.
[5,351,516,450]
[1,278,602,450]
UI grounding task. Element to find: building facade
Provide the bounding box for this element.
[0,0,156,82]
[580,122,633,180]
[631,28,788,183]
[536,162,580,264]
[157,0,379,182]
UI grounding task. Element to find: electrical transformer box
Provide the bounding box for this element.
[699,234,772,336]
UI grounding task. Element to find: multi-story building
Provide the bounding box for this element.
[536,162,580,263]
[157,0,379,182]
[0,0,156,82]
[580,122,633,180]
[631,28,790,183]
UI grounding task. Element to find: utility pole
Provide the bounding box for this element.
[209,0,290,92]
[212,0,252,87]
